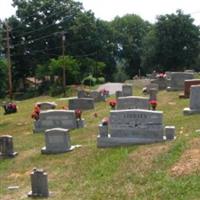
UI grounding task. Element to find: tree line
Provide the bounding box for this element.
[0,0,200,97]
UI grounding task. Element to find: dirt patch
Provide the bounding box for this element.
[127,144,170,174]
[170,138,200,176]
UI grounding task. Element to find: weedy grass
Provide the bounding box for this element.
[0,82,200,200]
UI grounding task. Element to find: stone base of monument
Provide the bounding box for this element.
[183,107,200,115]
[179,93,188,99]
[97,135,165,148]
[76,119,85,128]
[0,152,18,158]
[41,145,76,154]
[167,87,182,91]
[28,191,50,198]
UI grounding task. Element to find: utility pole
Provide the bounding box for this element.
[5,22,13,99]
[61,31,66,96]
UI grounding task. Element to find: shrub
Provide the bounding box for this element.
[96,77,105,84]
[82,75,96,86]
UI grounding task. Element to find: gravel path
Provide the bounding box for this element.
[97,82,123,95]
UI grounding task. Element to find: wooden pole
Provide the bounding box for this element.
[5,22,13,99]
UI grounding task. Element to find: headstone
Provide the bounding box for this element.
[167,72,194,91]
[183,85,200,115]
[179,79,200,98]
[149,88,157,101]
[97,109,175,147]
[117,96,150,110]
[77,90,90,98]
[122,84,133,96]
[90,91,106,102]
[146,83,159,93]
[115,91,123,99]
[68,98,94,110]
[165,71,172,79]
[77,90,105,102]
[151,78,167,90]
[28,168,49,198]
[184,69,195,73]
[36,102,57,110]
[165,126,176,140]
[41,128,76,154]
[0,135,18,157]
[33,110,85,133]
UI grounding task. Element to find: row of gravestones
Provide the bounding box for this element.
[148,71,194,91]
[0,84,177,198]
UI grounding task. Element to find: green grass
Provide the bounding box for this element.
[1,83,200,200]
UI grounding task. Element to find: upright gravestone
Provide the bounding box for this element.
[183,85,200,115]
[90,91,106,102]
[117,96,149,110]
[122,84,133,96]
[0,135,18,157]
[146,83,159,93]
[167,72,194,91]
[33,110,85,133]
[151,78,167,90]
[28,168,49,198]
[36,102,57,110]
[41,128,77,154]
[97,109,175,147]
[68,98,94,110]
[149,88,158,101]
[179,79,200,98]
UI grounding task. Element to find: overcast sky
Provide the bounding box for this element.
[1,0,200,25]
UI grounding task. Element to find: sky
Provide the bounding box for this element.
[1,0,200,25]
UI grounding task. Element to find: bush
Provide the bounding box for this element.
[96,77,105,84]
[49,84,63,96]
[82,75,96,86]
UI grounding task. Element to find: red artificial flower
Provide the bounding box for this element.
[75,109,82,119]
[108,99,117,108]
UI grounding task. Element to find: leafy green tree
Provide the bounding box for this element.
[154,10,200,71]
[112,14,150,77]
[49,55,80,84]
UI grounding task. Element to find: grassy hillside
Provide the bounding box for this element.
[1,82,200,200]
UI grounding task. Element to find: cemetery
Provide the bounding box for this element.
[1,1,200,199]
[1,78,200,200]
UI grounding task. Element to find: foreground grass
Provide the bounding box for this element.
[1,83,200,199]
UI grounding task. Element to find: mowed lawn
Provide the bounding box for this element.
[1,82,200,200]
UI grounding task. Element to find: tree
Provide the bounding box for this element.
[112,14,150,77]
[0,59,8,97]
[154,10,200,71]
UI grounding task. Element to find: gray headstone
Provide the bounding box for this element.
[28,168,49,197]
[41,128,75,154]
[115,91,123,99]
[122,84,133,96]
[97,109,175,147]
[167,72,194,91]
[33,110,78,133]
[117,96,149,110]
[183,85,200,115]
[68,98,94,110]
[149,88,157,101]
[0,135,18,157]
[90,91,106,102]
[36,102,57,110]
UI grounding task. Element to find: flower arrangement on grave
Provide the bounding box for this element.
[3,102,17,114]
[75,109,82,119]
[102,117,109,126]
[108,99,117,109]
[149,100,157,110]
[31,105,41,120]
[100,88,109,96]
[156,73,166,79]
